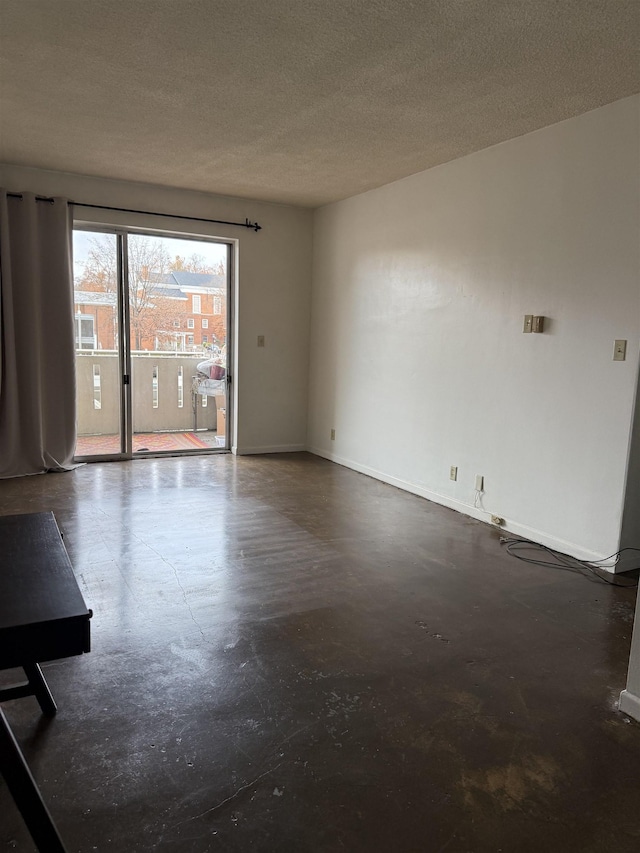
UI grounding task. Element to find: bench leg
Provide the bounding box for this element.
[0,707,67,852]
[23,664,57,718]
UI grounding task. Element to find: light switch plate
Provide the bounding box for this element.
[614,339,627,361]
[532,315,545,333]
[523,315,533,333]
[257,335,265,347]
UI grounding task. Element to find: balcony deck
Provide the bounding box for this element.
[75,431,223,457]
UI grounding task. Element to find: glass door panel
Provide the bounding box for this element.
[127,233,229,453]
[73,230,123,458]
[73,227,230,459]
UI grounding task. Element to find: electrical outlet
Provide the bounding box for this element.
[491,515,505,526]
[614,339,627,361]
[257,335,265,347]
[330,429,335,441]
[450,466,458,481]
[523,315,533,333]
[475,475,484,491]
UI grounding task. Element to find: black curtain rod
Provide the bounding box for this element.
[7,192,55,203]
[6,193,262,232]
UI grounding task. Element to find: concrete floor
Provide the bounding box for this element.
[0,453,639,852]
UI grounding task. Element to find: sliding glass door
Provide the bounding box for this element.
[73,231,122,456]
[73,228,230,460]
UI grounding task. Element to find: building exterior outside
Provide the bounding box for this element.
[74,270,227,353]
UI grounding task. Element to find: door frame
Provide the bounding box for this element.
[73,222,234,461]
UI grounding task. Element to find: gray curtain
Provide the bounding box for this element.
[0,190,77,477]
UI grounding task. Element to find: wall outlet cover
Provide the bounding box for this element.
[614,339,627,361]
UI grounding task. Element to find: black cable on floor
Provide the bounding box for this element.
[499,537,640,587]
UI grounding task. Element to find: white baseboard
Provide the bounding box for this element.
[619,689,640,722]
[234,444,306,456]
[307,445,611,568]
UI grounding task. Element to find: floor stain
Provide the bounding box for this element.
[461,753,561,812]
[416,620,450,644]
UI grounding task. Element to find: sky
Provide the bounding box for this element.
[73,230,228,280]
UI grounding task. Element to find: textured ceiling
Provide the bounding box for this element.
[0,0,638,208]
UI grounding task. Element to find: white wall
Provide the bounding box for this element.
[620,363,640,565]
[620,600,640,722]
[0,165,313,454]
[308,95,640,561]
[619,363,640,722]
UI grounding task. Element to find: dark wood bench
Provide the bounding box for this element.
[0,511,92,853]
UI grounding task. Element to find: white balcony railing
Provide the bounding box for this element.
[76,351,222,435]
